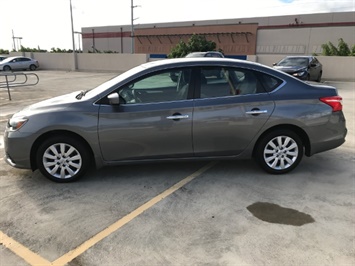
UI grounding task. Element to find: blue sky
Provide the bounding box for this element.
[0,0,354,51]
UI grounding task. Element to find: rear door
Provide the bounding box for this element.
[98,68,196,161]
[193,67,276,156]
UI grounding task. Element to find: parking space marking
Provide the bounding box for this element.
[52,161,218,266]
[0,231,52,266]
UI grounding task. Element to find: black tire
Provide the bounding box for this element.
[36,135,90,182]
[3,65,11,71]
[255,129,303,174]
[29,64,37,71]
[316,72,322,82]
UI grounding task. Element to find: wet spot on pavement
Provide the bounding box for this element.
[247,202,315,226]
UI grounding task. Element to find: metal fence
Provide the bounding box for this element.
[0,72,39,100]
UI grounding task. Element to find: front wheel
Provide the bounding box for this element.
[36,135,90,182]
[316,72,322,82]
[3,65,11,71]
[255,129,303,174]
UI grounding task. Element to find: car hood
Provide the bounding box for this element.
[273,65,306,73]
[14,91,81,116]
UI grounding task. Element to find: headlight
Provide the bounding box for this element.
[7,117,28,131]
[293,68,307,77]
[293,71,306,77]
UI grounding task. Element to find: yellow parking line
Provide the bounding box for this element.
[0,231,52,266]
[52,161,217,266]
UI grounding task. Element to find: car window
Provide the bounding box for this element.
[278,58,309,67]
[312,58,319,65]
[258,73,283,93]
[199,67,264,98]
[118,68,193,104]
[206,53,222,58]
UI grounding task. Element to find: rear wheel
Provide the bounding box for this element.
[255,129,303,174]
[36,135,90,182]
[29,64,37,71]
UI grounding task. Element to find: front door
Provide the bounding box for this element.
[98,68,195,162]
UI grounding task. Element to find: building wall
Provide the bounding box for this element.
[81,11,355,56]
[256,26,355,55]
[134,24,258,55]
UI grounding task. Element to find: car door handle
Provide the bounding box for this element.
[166,114,189,120]
[245,110,268,115]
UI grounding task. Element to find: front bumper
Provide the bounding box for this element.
[4,129,33,169]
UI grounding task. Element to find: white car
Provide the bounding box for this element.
[0,56,39,71]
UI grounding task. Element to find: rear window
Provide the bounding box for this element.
[258,73,283,92]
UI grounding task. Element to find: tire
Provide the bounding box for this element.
[316,72,322,82]
[255,129,303,174]
[36,135,90,182]
[29,64,37,71]
[3,65,11,71]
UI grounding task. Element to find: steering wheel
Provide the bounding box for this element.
[131,89,143,103]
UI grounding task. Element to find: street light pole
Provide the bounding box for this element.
[70,0,77,70]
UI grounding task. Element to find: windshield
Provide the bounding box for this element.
[85,64,145,98]
[277,58,309,67]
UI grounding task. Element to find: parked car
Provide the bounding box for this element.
[189,51,226,78]
[170,51,225,81]
[0,56,7,61]
[0,56,39,71]
[273,56,323,82]
[185,51,225,58]
[4,58,347,182]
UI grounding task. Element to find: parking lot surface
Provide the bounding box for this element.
[0,70,354,266]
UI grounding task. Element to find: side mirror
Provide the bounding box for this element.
[107,92,120,105]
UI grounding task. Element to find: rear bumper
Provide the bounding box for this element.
[308,112,347,156]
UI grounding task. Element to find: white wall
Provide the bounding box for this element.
[76,53,149,72]
[10,52,355,81]
[11,52,149,72]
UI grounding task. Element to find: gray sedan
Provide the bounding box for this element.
[4,58,347,182]
[0,56,39,71]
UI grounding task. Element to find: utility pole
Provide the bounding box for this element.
[12,30,15,51]
[131,0,140,54]
[12,30,23,51]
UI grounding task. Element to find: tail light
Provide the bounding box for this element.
[320,96,343,112]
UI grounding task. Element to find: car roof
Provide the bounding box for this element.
[140,57,270,72]
[0,56,26,62]
[285,55,315,58]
